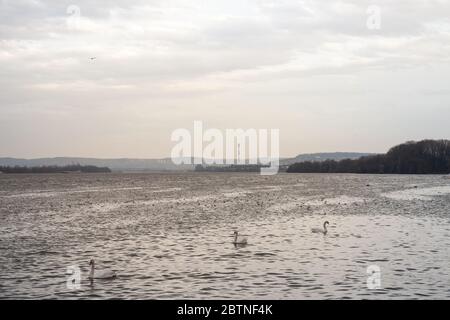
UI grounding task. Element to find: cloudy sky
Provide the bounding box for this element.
[1,0,450,158]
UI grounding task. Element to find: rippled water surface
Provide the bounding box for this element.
[1,173,449,299]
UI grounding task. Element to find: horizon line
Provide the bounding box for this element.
[0,152,377,161]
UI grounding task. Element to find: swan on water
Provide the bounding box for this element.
[88,259,117,280]
[233,231,248,245]
[311,221,330,235]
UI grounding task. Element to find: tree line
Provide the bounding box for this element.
[287,140,450,174]
[195,164,268,172]
[0,164,111,174]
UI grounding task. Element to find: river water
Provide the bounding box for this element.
[0,173,449,299]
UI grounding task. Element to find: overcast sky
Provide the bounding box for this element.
[1,0,450,158]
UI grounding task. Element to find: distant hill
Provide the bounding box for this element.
[0,157,193,172]
[280,152,374,166]
[0,152,374,172]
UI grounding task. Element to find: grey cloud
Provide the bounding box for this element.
[1,0,450,157]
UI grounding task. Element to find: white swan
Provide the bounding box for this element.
[311,221,330,235]
[233,231,248,245]
[88,259,117,280]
